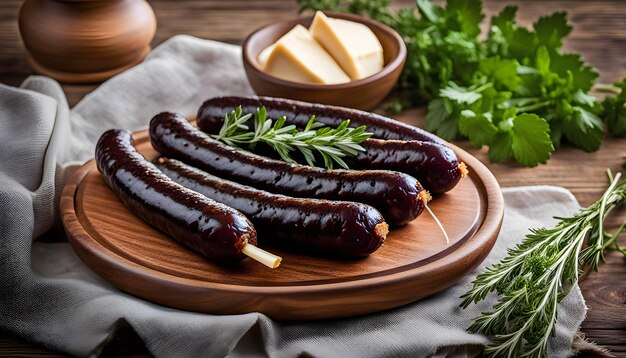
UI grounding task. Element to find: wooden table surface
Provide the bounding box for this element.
[1,0,625,356]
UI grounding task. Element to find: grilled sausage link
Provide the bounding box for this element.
[95,129,256,262]
[196,96,467,193]
[157,158,389,257]
[197,95,442,143]
[149,112,429,226]
[349,139,467,193]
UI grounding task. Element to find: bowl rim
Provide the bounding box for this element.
[242,11,407,90]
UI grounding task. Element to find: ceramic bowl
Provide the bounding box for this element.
[242,12,406,110]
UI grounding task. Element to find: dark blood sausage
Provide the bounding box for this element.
[95,129,256,262]
[149,112,430,226]
[196,96,467,193]
[197,95,442,143]
[349,139,467,193]
[156,158,389,257]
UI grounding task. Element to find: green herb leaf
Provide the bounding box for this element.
[535,46,551,76]
[440,82,482,104]
[458,110,497,147]
[445,0,484,38]
[602,79,626,137]
[478,57,519,91]
[491,5,516,30]
[487,131,514,163]
[509,113,554,167]
[416,0,442,23]
[550,53,598,92]
[562,106,604,152]
[425,98,459,140]
[533,12,572,49]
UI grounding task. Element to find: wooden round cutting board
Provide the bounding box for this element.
[61,129,503,320]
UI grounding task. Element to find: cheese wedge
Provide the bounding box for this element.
[261,25,350,84]
[310,11,384,80]
[257,44,275,66]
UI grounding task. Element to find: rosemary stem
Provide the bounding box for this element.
[463,170,626,357]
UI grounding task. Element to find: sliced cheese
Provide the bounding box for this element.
[310,11,384,80]
[261,25,350,85]
[257,44,275,66]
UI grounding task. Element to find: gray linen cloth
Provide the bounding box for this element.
[0,35,587,357]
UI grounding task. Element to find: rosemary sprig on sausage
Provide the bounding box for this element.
[214,105,372,170]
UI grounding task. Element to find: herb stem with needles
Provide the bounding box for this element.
[461,170,626,357]
[213,106,372,170]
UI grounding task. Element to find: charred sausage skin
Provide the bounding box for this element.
[95,129,256,262]
[157,158,388,257]
[196,96,466,193]
[149,112,429,226]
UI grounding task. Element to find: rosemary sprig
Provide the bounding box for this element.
[214,106,372,169]
[461,171,626,358]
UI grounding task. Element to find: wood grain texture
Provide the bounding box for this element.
[1,0,626,356]
[60,129,503,319]
[242,11,406,110]
[0,333,65,358]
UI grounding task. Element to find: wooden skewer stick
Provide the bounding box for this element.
[425,204,450,244]
[242,243,282,268]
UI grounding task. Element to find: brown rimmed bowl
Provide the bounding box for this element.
[242,12,407,111]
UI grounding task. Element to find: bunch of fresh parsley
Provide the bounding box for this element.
[296,0,621,167]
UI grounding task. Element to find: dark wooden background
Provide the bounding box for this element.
[1,0,625,356]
